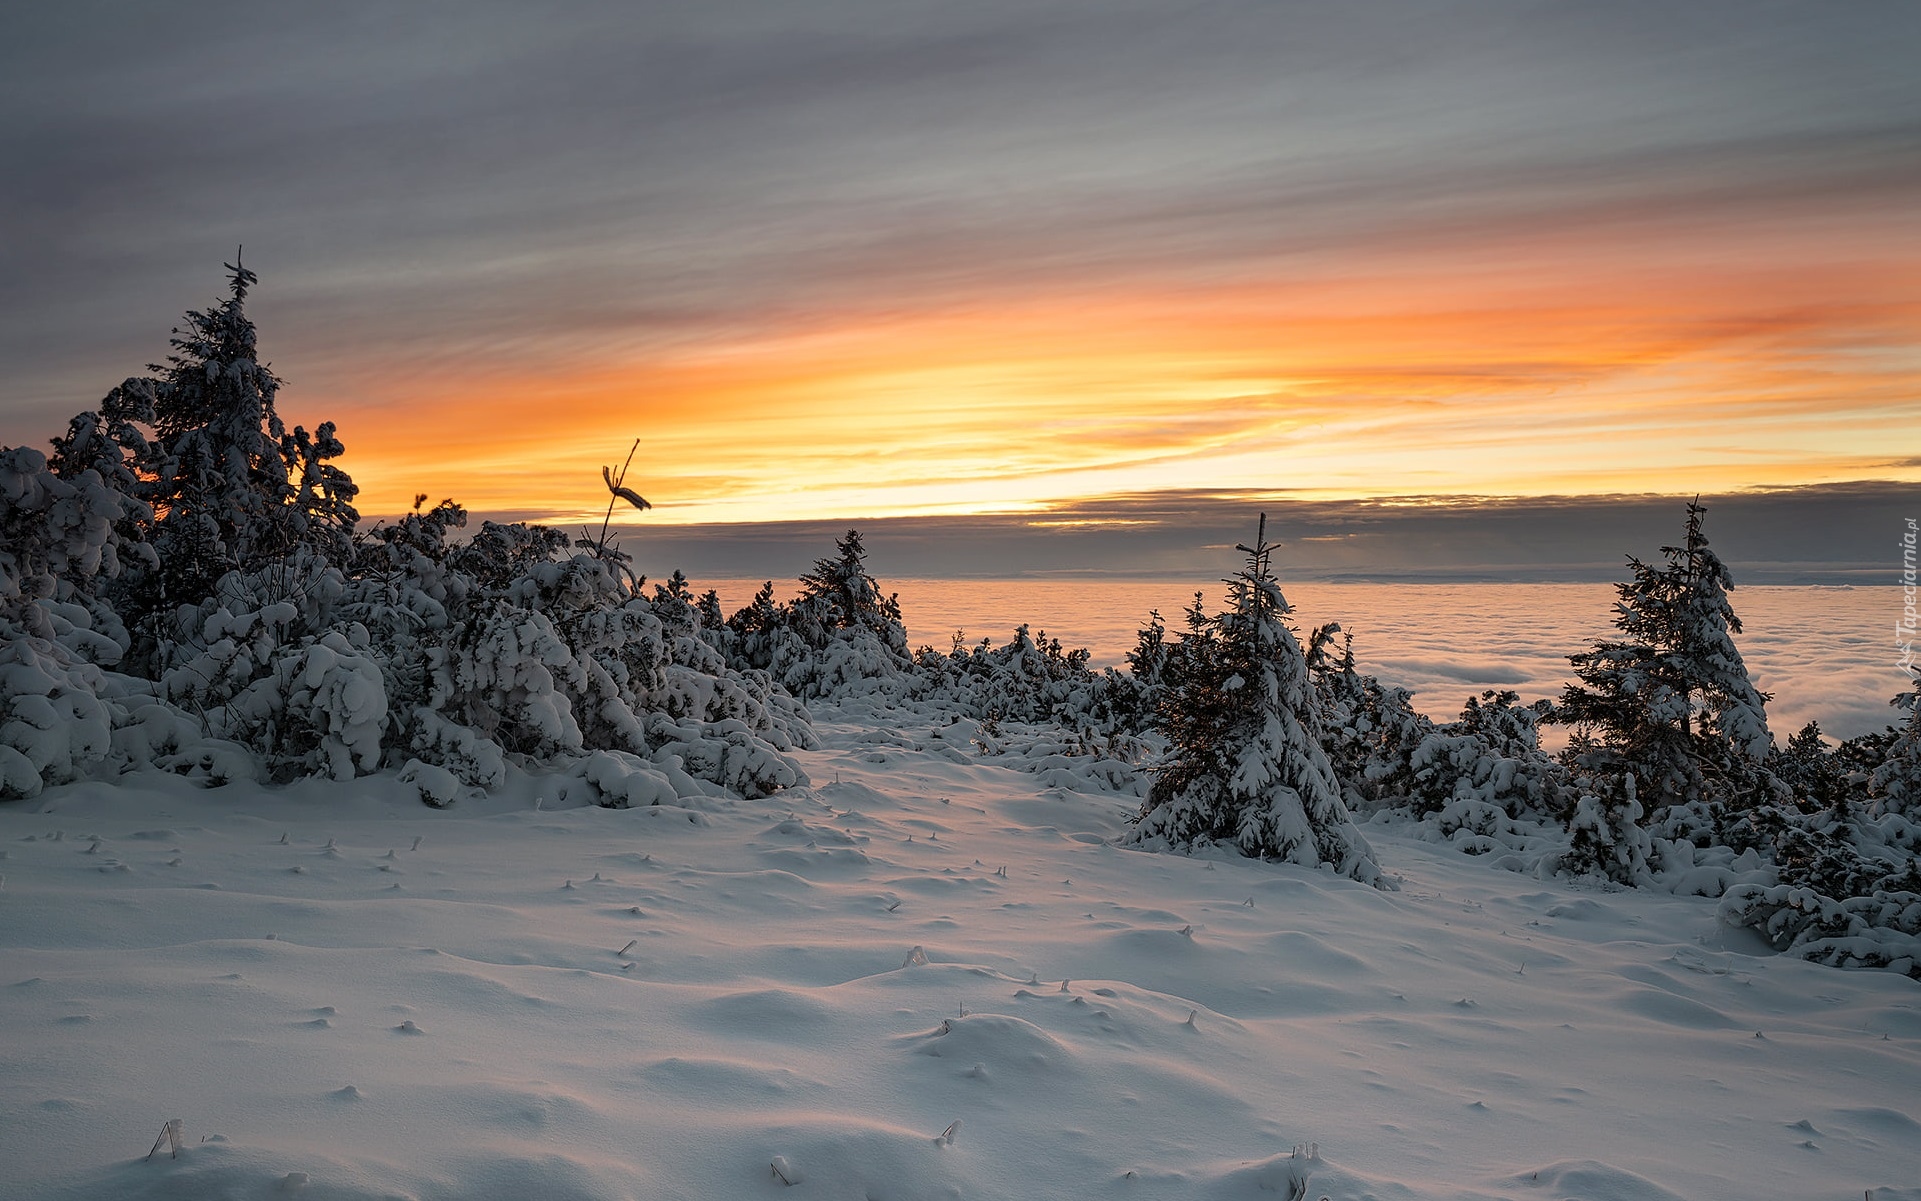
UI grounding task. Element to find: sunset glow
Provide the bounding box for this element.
[325,211,1919,524]
[7,2,1917,530]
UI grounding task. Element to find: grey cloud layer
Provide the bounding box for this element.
[581,482,1915,582]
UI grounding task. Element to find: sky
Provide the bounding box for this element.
[3,1,1917,540]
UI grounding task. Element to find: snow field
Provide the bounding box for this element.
[2,715,1918,1200]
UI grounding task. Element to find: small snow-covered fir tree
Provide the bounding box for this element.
[1869,691,1921,818]
[725,581,785,664]
[793,529,908,653]
[1130,516,1386,886]
[1555,500,1775,818]
[1769,720,1852,817]
[1562,772,1653,886]
[730,529,916,701]
[1305,624,1437,811]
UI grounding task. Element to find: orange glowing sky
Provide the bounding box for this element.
[324,200,1919,524]
[7,2,1918,525]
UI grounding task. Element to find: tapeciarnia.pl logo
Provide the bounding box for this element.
[1900,518,1918,682]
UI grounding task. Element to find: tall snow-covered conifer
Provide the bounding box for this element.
[1131,516,1386,886]
[138,257,358,611]
[1556,501,1773,814]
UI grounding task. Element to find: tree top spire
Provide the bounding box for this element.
[224,246,256,304]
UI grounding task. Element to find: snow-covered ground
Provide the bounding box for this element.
[3,709,1917,1201]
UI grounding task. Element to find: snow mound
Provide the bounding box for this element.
[49,1141,647,1201]
[1499,1159,1688,1201]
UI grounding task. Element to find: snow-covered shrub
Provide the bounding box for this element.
[1768,720,1854,817]
[427,602,585,759]
[1129,517,1386,886]
[397,757,461,807]
[912,623,1137,732]
[32,597,130,670]
[1714,794,1921,977]
[1722,881,1921,979]
[0,266,824,806]
[0,446,148,652]
[772,622,917,702]
[645,713,803,798]
[108,699,205,775]
[1312,662,1432,810]
[962,712,1149,796]
[154,555,348,734]
[374,537,811,797]
[406,708,507,791]
[726,532,917,703]
[1562,773,1653,886]
[1304,631,1568,860]
[129,555,391,783]
[247,630,387,782]
[0,637,115,798]
[334,521,813,799]
[553,749,681,809]
[1406,691,1564,822]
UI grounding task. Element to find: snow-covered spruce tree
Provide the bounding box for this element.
[734,530,915,701]
[128,259,359,638]
[1080,609,1166,734]
[0,265,373,789]
[724,580,786,663]
[1129,516,1386,886]
[793,529,907,649]
[1553,500,1778,833]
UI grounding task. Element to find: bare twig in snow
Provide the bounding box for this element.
[147,1119,183,1161]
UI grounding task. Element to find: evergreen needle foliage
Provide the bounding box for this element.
[1130,515,1386,887]
[1555,500,1777,821]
